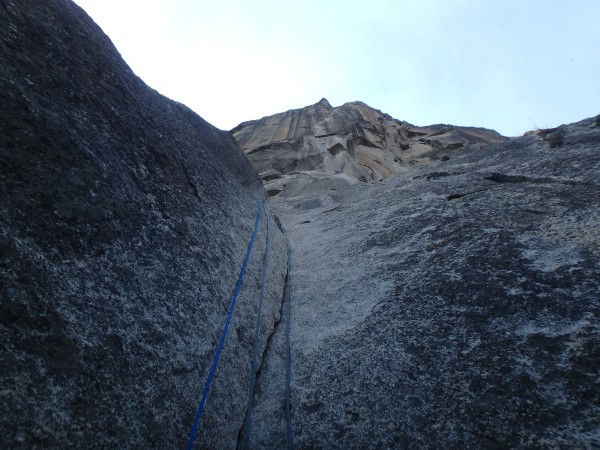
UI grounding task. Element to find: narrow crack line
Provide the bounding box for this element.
[517,206,548,215]
[235,280,287,450]
[236,210,287,449]
[446,187,492,201]
[181,162,202,201]
[236,411,245,449]
[289,204,343,232]
[482,172,600,188]
[255,286,286,393]
[322,206,341,214]
[413,170,464,180]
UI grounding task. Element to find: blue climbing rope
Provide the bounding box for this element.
[243,197,270,450]
[186,187,264,450]
[283,225,294,450]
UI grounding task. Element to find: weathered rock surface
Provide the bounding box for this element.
[3,0,599,448]
[0,1,286,448]
[232,98,506,183]
[246,116,600,448]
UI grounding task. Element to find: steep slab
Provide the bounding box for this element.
[250,117,600,447]
[0,0,286,448]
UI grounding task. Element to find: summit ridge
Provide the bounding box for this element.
[232,99,506,185]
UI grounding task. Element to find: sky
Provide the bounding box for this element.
[73,0,599,136]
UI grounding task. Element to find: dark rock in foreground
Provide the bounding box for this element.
[0,0,286,448]
[247,116,600,448]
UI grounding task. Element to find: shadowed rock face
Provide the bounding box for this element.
[0,1,286,448]
[246,117,600,448]
[232,98,506,183]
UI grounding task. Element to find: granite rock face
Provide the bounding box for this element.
[3,0,599,447]
[0,1,287,448]
[244,116,600,448]
[232,98,506,183]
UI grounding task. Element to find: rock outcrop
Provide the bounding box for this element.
[232,98,506,183]
[3,0,599,448]
[239,115,600,447]
[0,1,286,448]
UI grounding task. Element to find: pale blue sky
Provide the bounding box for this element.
[73,0,599,136]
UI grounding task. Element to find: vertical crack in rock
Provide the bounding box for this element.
[236,278,287,449]
[181,162,202,202]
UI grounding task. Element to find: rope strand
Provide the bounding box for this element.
[186,187,264,450]
[243,201,270,449]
